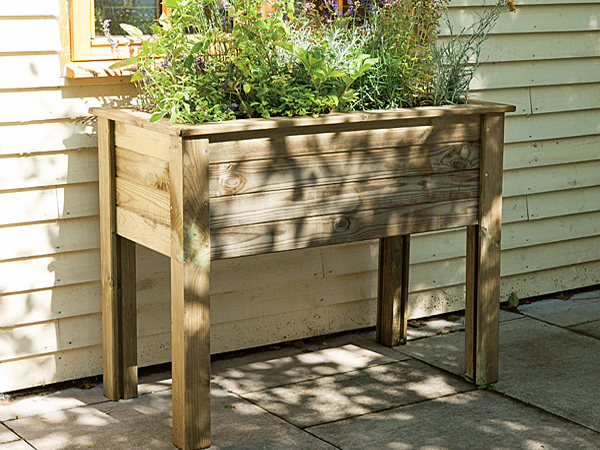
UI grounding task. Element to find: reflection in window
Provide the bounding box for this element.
[94,0,162,35]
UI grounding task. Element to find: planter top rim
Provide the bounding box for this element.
[90,100,515,138]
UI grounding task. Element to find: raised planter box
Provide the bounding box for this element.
[91,100,514,450]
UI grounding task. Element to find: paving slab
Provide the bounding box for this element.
[518,296,600,327]
[5,384,336,450]
[0,425,20,445]
[568,319,600,339]
[494,317,600,433]
[400,315,600,433]
[394,328,467,376]
[242,359,474,428]
[0,440,34,450]
[212,343,402,394]
[308,389,600,450]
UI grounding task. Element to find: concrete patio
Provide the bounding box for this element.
[2,289,599,450]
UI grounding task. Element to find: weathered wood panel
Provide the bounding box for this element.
[210,170,479,229]
[210,198,479,259]
[116,178,170,225]
[210,142,480,197]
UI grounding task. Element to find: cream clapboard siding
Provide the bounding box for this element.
[1,0,599,392]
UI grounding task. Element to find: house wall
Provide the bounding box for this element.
[1,0,599,392]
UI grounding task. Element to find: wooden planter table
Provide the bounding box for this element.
[92,100,514,450]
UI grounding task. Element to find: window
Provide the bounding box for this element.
[69,0,163,62]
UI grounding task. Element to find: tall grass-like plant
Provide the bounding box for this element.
[428,0,511,105]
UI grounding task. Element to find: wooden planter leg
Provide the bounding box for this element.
[376,234,410,347]
[99,117,138,401]
[465,113,504,385]
[170,137,212,450]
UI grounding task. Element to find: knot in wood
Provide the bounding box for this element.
[219,171,245,193]
[333,216,351,232]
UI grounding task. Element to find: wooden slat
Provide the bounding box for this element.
[527,185,600,220]
[92,102,514,139]
[505,109,600,143]
[89,107,180,136]
[115,122,173,162]
[504,159,600,197]
[210,198,479,260]
[443,4,600,35]
[531,83,600,115]
[211,170,480,229]
[470,58,600,91]
[116,177,170,226]
[120,237,138,400]
[0,148,98,191]
[376,235,410,347]
[464,225,478,383]
[116,207,171,257]
[210,142,480,197]
[504,135,600,171]
[97,117,122,401]
[170,137,212,449]
[206,117,481,163]
[115,147,170,192]
[467,113,504,385]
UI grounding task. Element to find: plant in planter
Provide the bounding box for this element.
[94,1,516,449]
[111,0,514,122]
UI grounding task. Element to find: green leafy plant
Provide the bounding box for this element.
[111,0,514,123]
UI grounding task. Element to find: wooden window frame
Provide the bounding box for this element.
[69,0,158,62]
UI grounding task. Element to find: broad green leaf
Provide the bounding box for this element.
[184,55,194,69]
[163,0,178,8]
[243,83,251,93]
[190,42,204,54]
[130,71,143,82]
[109,57,139,70]
[120,23,143,38]
[508,292,520,308]
[150,112,166,122]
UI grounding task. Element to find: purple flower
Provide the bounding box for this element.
[194,56,206,74]
[161,55,172,69]
[222,102,238,111]
[101,19,119,49]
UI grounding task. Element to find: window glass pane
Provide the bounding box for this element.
[95,0,161,36]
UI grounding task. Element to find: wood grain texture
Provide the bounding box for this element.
[210,170,480,229]
[469,113,504,385]
[206,117,481,164]
[170,136,212,449]
[98,117,120,400]
[119,236,138,399]
[464,225,478,383]
[91,102,515,138]
[116,147,170,192]
[115,121,173,162]
[376,235,410,347]
[116,207,171,257]
[210,142,480,197]
[209,198,479,260]
[116,177,170,226]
